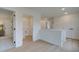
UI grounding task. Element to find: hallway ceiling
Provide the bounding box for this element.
[29,7,79,17]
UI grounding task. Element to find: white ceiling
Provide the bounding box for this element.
[29,7,79,17]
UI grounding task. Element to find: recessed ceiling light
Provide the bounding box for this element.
[61,8,65,11]
[64,12,68,15]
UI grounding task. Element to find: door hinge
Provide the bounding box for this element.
[14,28,16,30]
[14,41,16,44]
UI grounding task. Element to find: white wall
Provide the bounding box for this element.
[38,29,66,46]
[53,13,79,39]
[3,7,41,47]
[33,14,41,41]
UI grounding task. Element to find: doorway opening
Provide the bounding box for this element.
[0,8,15,51]
[23,16,33,44]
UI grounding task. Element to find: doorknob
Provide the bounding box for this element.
[69,28,74,30]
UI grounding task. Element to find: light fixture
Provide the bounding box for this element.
[61,8,65,11]
[64,12,68,15]
[61,8,68,15]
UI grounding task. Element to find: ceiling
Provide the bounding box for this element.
[29,7,79,17]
